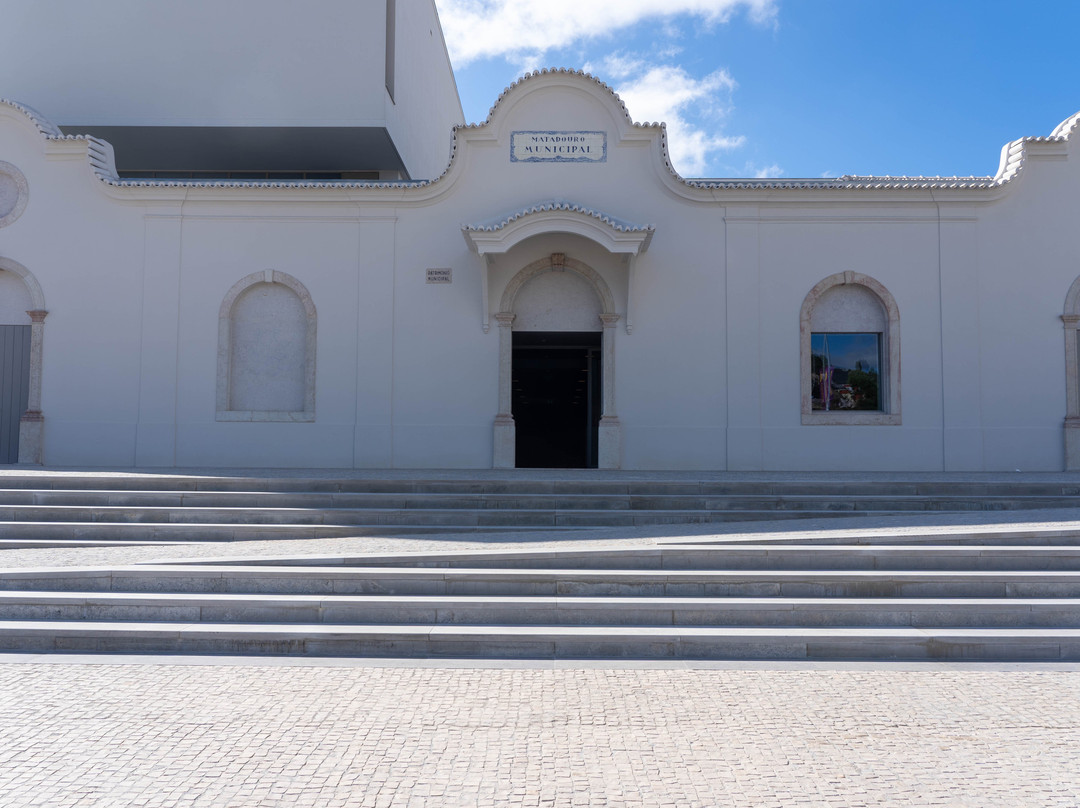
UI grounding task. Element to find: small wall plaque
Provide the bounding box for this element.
[511,131,607,163]
[426,268,453,284]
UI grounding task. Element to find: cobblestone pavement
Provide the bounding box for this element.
[0,661,1077,807]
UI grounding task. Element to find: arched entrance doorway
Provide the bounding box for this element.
[494,254,621,469]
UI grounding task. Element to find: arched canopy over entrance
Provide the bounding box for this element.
[463,201,653,335]
[465,201,654,258]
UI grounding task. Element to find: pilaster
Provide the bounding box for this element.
[493,313,516,468]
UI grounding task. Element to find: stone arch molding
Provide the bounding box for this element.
[0,257,47,463]
[493,254,622,469]
[1061,276,1080,468]
[799,270,901,426]
[216,270,317,422]
[499,254,617,315]
[0,256,45,311]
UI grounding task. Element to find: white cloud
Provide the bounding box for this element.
[745,162,784,178]
[611,64,745,176]
[435,0,777,66]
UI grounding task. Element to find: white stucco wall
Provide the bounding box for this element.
[0,72,1078,471]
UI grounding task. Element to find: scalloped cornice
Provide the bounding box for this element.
[464,200,654,256]
[1051,110,1080,139]
[1,97,119,179]
[0,98,65,138]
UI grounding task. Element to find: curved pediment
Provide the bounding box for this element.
[462,68,651,139]
[463,201,654,256]
[0,97,120,181]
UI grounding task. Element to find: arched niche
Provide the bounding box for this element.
[493,254,621,469]
[800,271,901,425]
[0,256,47,464]
[216,270,317,422]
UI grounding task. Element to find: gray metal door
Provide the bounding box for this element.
[0,325,30,463]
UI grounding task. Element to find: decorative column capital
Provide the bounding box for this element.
[20,410,43,422]
[600,313,621,327]
[1064,314,1080,326]
[495,312,516,327]
[26,310,48,324]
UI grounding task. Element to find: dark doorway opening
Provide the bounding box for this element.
[0,325,30,464]
[513,331,601,469]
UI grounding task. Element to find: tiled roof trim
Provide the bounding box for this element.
[463,201,655,234]
[1051,110,1080,139]
[1,97,119,178]
[3,92,1078,193]
[109,177,432,189]
[678,110,1080,191]
[0,98,67,138]
[682,174,997,190]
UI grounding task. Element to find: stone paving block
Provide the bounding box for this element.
[9,661,1080,806]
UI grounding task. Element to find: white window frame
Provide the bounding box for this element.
[800,271,901,426]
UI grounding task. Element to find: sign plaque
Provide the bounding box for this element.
[426,268,453,284]
[511,131,607,163]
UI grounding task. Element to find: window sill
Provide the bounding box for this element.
[802,411,900,426]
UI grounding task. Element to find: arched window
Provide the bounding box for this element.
[800,271,900,425]
[216,270,316,422]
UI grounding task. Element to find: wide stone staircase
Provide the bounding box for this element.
[3,524,1080,660]
[2,533,1080,661]
[1,470,1080,660]
[0,470,1079,549]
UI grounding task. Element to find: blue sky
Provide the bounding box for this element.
[434,0,1080,179]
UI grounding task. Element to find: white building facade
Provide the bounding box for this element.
[1,2,1079,471]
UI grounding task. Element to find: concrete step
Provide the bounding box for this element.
[0,539,189,550]
[0,521,591,543]
[1,475,1079,497]
[0,620,1078,659]
[1,488,1078,512]
[0,504,994,526]
[688,526,1080,546]
[6,565,1080,598]
[0,505,1036,532]
[206,544,1080,572]
[0,591,1076,628]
